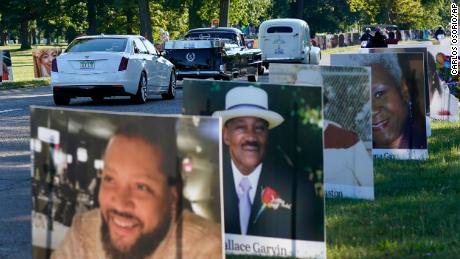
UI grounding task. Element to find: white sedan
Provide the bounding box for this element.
[51,35,176,105]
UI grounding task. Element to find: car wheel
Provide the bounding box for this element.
[257,64,265,75]
[53,91,70,105]
[132,72,147,104]
[223,74,233,81]
[161,71,176,100]
[248,71,258,82]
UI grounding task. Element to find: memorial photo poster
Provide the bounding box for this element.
[182,79,325,258]
[426,45,459,121]
[31,107,223,259]
[2,50,14,81]
[32,48,62,78]
[361,47,432,136]
[362,47,430,115]
[269,63,374,200]
[365,45,460,122]
[331,53,428,160]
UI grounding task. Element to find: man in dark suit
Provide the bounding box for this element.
[213,86,297,239]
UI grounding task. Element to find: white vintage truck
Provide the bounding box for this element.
[258,18,321,68]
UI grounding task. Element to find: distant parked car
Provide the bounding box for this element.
[51,35,176,105]
[258,18,321,66]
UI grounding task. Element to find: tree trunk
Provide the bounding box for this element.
[138,0,152,41]
[0,33,6,46]
[189,0,204,29]
[219,0,229,27]
[20,19,31,49]
[0,17,5,46]
[31,28,37,45]
[86,0,97,35]
[125,7,134,35]
[296,0,304,19]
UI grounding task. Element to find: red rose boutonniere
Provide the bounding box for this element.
[253,186,291,223]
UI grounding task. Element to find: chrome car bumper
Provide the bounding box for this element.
[176,70,228,79]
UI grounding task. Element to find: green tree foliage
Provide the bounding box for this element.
[348,0,382,24]
[347,0,451,29]
[420,0,453,29]
[150,2,189,40]
[390,0,425,28]
[198,0,271,28]
[304,0,360,34]
[0,0,454,47]
[1,0,50,49]
[270,0,291,19]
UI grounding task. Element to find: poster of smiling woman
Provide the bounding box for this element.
[31,107,223,259]
[32,48,62,78]
[269,63,374,200]
[331,53,428,160]
[183,80,325,258]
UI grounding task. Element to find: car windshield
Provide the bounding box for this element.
[186,32,237,43]
[66,38,128,53]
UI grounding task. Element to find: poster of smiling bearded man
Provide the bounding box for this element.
[331,53,428,160]
[183,80,325,259]
[30,106,223,259]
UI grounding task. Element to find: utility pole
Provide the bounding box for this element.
[219,0,229,27]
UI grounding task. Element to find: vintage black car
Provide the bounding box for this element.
[164,27,263,81]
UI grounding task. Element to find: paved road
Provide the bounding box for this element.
[0,73,271,258]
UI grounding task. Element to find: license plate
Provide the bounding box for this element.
[80,60,95,70]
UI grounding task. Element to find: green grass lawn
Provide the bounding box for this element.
[227,119,460,259]
[327,119,460,258]
[322,45,361,55]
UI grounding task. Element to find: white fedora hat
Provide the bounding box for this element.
[212,86,284,129]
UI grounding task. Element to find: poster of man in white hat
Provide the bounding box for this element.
[183,80,326,258]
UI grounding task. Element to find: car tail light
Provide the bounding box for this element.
[51,59,58,72]
[118,57,129,71]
